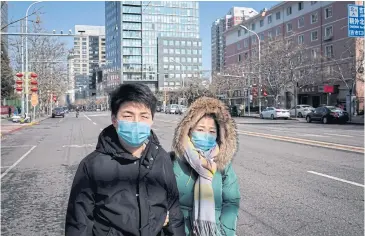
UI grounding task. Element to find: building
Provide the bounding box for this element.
[73,25,105,100]
[224,1,364,112]
[105,1,202,92]
[66,50,75,104]
[75,74,90,101]
[211,7,258,73]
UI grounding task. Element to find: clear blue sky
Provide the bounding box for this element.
[7,1,278,71]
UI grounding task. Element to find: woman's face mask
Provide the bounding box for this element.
[191,131,217,152]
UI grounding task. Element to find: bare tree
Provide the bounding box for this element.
[9,23,68,111]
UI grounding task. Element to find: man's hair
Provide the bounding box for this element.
[110,83,157,117]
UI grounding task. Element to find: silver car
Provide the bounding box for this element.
[176,105,187,115]
[165,104,178,114]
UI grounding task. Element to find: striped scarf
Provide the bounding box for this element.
[183,136,223,236]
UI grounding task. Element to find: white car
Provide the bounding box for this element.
[260,107,290,119]
[165,104,178,114]
[289,105,314,118]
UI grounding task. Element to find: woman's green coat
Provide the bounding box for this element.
[171,97,241,236]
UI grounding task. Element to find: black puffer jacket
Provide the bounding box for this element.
[65,125,185,236]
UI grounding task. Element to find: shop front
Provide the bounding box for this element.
[298,85,339,108]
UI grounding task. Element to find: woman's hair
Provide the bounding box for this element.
[189,113,221,143]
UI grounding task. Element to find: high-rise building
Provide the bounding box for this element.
[105,1,202,92]
[66,50,75,104]
[211,7,258,73]
[73,25,105,99]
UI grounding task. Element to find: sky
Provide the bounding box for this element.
[7,1,279,71]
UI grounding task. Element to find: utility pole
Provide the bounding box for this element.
[20,19,25,117]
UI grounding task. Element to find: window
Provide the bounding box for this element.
[181,49,186,54]
[298,17,304,28]
[238,30,241,37]
[325,25,333,37]
[260,33,264,41]
[243,39,248,48]
[238,54,241,62]
[176,49,181,54]
[287,6,292,16]
[260,20,264,27]
[276,12,281,20]
[325,6,332,19]
[243,28,248,34]
[251,23,255,30]
[276,27,281,36]
[268,15,272,24]
[311,12,318,24]
[237,43,241,50]
[181,41,186,46]
[311,48,319,58]
[175,41,180,46]
[169,49,174,54]
[298,34,304,44]
[311,1,317,5]
[163,65,168,70]
[252,36,257,44]
[311,31,318,41]
[325,45,333,58]
[187,41,192,46]
[268,31,273,39]
[298,1,304,11]
[163,57,168,63]
[244,52,249,59]
[286,22,292,32]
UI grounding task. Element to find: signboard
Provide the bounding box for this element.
[31,93,39,107]
[348,4,365,37]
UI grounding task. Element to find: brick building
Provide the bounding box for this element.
[224,1,364,113]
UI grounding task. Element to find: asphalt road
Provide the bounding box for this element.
[1,111,363,236]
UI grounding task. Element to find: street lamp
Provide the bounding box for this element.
[25,1,43,117]
[239,25,262,113]
[170,58,185,104]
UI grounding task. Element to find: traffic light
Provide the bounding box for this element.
[53,95,57,102]
[15,72,24,93]
[262,87,268,97]
[29,72,38,94]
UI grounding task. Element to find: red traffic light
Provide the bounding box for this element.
[16,72,24,78]
[15,80,23,85]
[53,95,57,102]
[30,72,38,78]
[30,79,38,85]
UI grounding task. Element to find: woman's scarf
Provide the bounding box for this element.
[183,136,223,236]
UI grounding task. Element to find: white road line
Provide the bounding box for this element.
[302,134,328,138]
[323,133,353,138]
[307,171,365,188]
[58,119,64,123]
[1,145,34,148]
[84,114,92,121]
[88,114,109,117]
[0,145,37,180]
[100,128,103,131]
[93,122,97,125]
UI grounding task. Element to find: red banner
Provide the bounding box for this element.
[0,106,14,115]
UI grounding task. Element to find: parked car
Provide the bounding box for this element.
[52,107,65,118]
[176,105,187,115]
[260,107,290,119]
[289,104,314,118]
[165,104,178,114]
[306,106,349,124]
[156,105,161,112]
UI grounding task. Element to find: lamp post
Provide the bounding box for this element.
[239,25,262,113]
[170,58,185,104]
[25,1,43,117]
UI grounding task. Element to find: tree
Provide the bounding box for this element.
[9,23,68,112]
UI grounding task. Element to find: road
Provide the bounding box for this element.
[1,111,363,236]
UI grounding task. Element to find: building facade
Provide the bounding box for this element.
[211,7,258,73]
[66,50,75,104]
[73,25,105,100]
[224,1,364,112]
[105,1,202,92]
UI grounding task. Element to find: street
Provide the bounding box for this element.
[1,111,364,236]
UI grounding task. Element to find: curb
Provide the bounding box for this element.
[1,116,49,138]
[238,116,300,121]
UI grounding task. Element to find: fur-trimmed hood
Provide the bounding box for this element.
[172,97,238,171]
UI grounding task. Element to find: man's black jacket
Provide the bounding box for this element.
[65,125,185,236]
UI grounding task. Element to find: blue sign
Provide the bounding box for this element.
[348,4,365,37]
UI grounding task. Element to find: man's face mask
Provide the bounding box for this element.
[191,131,217,152]
[116,120,151,147]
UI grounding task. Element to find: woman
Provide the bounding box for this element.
[171,97,240,236]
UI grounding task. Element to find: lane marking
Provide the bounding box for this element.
[84,114,92,121]
[100,128,103,131]
[62,144,95,148]
[1,145,34,148]
[308,171,365,188]
[154,119,364,154]
[323,133,353,138]
[302,134,328,138]
[0,145,37,180]
[58,119,64,123]
[88,114,109,117]
[93,122,97,125]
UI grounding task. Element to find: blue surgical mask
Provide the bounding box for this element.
[191,131,217,152]
[116,120,151,147]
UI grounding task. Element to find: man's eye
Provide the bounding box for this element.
[142,116,149,119]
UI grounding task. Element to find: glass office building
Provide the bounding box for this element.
[105,1,201,92]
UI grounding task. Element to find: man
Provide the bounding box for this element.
[65,84,184,236]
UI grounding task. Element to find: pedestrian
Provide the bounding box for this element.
[170,97,240,236]
[65,84,185,236]
[8,106,11,118]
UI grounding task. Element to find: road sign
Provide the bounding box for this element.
[31,93,39,107]
[348,4,365,37]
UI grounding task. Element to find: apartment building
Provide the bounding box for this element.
[211,7,258,73]
[73,25,105,99]
[66,50,75,104]
[224,1,364,112]
[105,1,202,92]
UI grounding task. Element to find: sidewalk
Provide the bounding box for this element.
[349,115,364,125]
[0,115,49,137]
